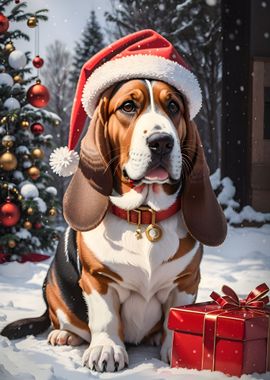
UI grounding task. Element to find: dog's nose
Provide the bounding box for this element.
[147,133,174,156]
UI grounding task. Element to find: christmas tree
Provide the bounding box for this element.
[0,0,60,263]
[70,10,105,85]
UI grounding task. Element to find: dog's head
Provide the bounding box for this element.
[63,78,227,246]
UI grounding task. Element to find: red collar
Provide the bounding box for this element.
[110,198,181,225]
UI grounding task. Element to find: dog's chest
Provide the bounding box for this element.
[81,211,196,300]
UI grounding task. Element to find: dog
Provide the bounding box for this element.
[1,29,227,372]
[1,77,227,372]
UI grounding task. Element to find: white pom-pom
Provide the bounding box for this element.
[49,146,79,177]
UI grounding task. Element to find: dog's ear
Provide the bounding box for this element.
[63,98,113,231]
[181,121,227,246]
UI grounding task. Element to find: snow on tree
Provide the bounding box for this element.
[0,0,60,262]
[106,0,222,172]
[70,10,105,86]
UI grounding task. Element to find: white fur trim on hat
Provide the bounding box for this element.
[82,54,202,120]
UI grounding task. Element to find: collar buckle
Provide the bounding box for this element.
[126,207,162,242]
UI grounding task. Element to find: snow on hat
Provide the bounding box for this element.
[50,29,202,177]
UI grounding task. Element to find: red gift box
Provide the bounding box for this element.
[168,283,270,377]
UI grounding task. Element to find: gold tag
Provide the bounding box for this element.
[145,224,162,242]
[135,228,143,239]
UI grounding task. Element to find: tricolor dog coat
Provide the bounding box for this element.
[1,29,227,373]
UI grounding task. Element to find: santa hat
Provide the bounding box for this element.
[50,29,202,177]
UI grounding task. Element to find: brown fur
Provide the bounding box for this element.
[174,244,203,296]
[168,234,197,262]
[77,232,123,295]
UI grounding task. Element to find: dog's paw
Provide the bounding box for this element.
[82,335,128,372]
[47,329,84,346]
[160,336,172,364]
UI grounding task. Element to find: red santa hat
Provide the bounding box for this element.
[50,29,202,177]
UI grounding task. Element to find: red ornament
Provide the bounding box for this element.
[32,56,44,69]
[0,198,20,227]
[26,80,50,108]
[34,222,42,229]
[15,0,20,3]
[30,122,44,135]
[0,13,9,34]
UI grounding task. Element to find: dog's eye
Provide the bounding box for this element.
[168,100,179,114]
[120,101,137,113]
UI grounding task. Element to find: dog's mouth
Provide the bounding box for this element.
[122,165,178,186]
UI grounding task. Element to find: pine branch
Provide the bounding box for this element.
[5,30,30,41]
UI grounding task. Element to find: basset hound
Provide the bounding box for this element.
[1,79,227,372]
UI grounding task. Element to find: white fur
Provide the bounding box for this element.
[161,290,196,362]
[82,211,199,344]
[110,183,180,211]
[123,81,182,183]
[124,112,182,182]
[64,226,71,263]
[56,309,91,342]
[82,288,128,371]
[82,54,202,120]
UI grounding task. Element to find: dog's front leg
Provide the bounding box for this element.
[82,286,128,372]
[160,288,197,363]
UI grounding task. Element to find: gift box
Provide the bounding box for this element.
[168,283,270,377]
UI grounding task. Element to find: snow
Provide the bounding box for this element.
[12,171,24,181]
[45,187,58,196]
[176,0,192,11]
[205,0,217,6]
[34,197,47,213]
[20,184,39,199]
[210,170,270,224]
[22,106,62,123]
[15,228,31,240]
[0,224,270,380]
[15,146,30,155]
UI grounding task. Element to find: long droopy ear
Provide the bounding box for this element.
[182,121,227,246]
[63,98,113,231]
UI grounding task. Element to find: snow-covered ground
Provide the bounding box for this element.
[0,224,270,380]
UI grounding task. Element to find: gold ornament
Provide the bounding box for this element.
[27,16,37,28]
[0,116,7,125]
[27,166,40,180]
[27,207,34,215]
[0,150,18,171]
[2,183,8,189]
[2,135,15,148]
[54,119,60,126]
[23,220,32,230]
[20,120,29,129]
[5,42,15,53]
[18,195,23,201]
[8,239,16,248]
[31,148,44,160]
[9,114,18,123]
[13,74,22,83]
[49,207,57,217]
